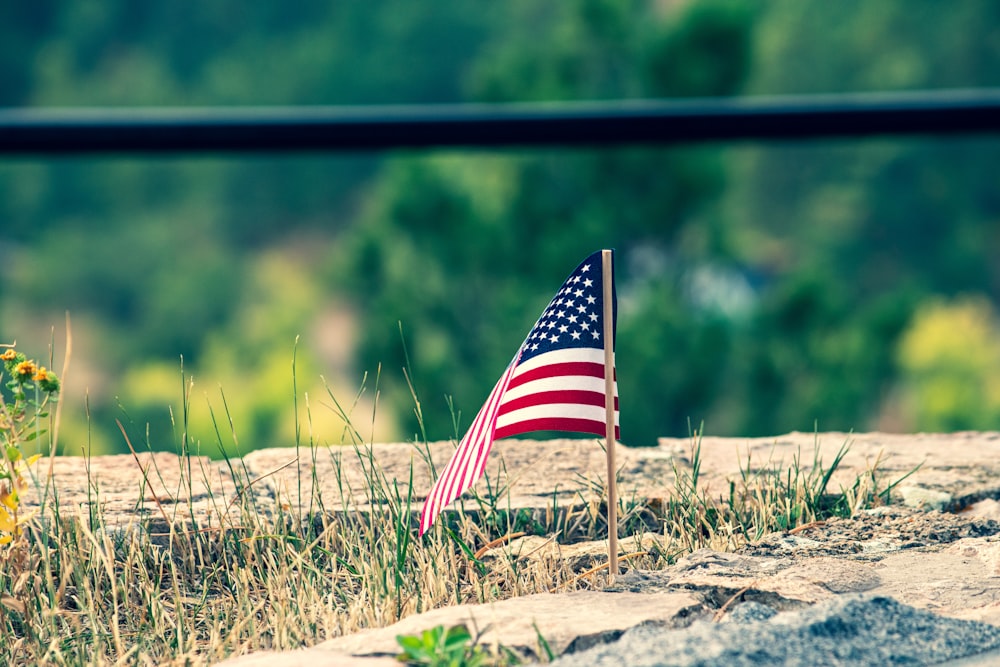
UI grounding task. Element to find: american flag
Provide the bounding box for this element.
[419,250,619,535]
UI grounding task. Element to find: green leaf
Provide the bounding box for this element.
[442,625,471,652]
[396,633,426,656]
[534,621,555,662]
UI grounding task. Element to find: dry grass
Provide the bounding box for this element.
[0,372,907,665]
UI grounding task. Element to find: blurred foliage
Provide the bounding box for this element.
[1,0,999,455]
[717,0,1000,437]
[895,296,1000,432]
[335,0,754,445]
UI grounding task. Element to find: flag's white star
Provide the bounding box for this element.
[584,278,593,287]
[581,264,591,273]
[571,331,582,340]
[586,295,596,305]
[549,334,559,343]
[558,324,569,333]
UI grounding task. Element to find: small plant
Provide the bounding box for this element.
[661,431,916,552]
[533,621,555,663]
[0,343,60,545]
[396,624,491,667]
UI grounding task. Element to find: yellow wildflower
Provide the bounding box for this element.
[21,454,41,468]
[0,349,16,361]
[33,366,48,382]
[14,360,37,377]
[0,504,15,534]
[0,486,16,512]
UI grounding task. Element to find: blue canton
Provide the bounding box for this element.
[518,251,614,363]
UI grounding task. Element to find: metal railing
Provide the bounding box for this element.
[1,89,998,156]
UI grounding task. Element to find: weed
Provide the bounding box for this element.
[396,623,518,667]
[0,343,60,546]
[660,429,916,552]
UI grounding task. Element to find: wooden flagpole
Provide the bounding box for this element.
[601,249,618,580]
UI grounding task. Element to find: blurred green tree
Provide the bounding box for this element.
[336,0,756,446]
[0,1,499,453]
[895,296,1000,431]
[3,0,1000,456]
[716,0,1000,433]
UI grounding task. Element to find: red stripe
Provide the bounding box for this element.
[498,390,619,415]
[421,358,520,535]
[495,417,620,440]
[422,387,496,533]
[507,362,605,390]
[436,364,510,514]
[466,359,519,489]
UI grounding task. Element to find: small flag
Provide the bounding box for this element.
[419,250,618,535]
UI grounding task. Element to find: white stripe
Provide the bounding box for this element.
[458,361,517,491]
[500,375,615,403]
[495,403,620,429]
[512,346,606,375]
[440,363,511,507]
[422,354,521,535]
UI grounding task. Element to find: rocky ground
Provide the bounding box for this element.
[30,431,1000,665]
[224,505,1000,665]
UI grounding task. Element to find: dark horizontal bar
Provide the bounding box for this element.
[1,89,999,156]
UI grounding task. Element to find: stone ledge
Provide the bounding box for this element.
[21,431,1000,530]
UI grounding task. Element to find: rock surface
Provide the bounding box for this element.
[549,595,1000,667]
[25,431,1000,665]
[219,509,1000,665]
[29,431,1000,529]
